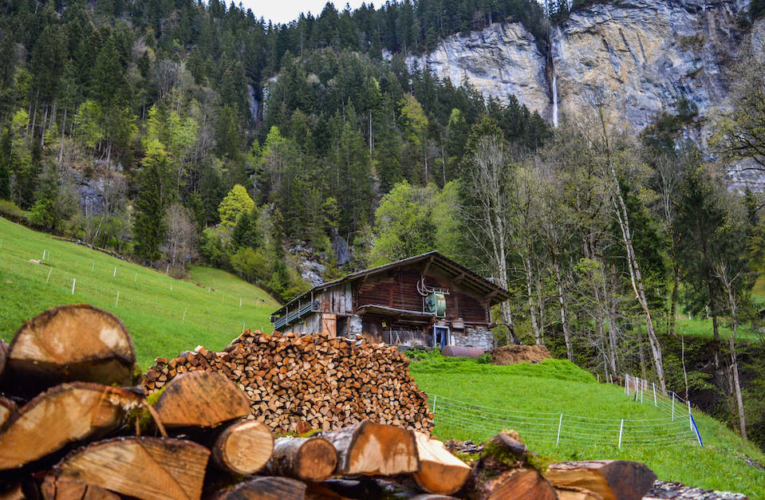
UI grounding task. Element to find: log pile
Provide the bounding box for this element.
[142,329,434,434]
[0,304,660,500]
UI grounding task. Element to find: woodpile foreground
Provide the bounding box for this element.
[143,329,434,434]
[0,305,659,500]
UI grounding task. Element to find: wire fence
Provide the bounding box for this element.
[0,236,276,347]
[429,379,703,449]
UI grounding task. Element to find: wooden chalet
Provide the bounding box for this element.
[270,251,510,350]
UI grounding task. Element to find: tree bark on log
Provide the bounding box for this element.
[215,477,306,500]
[153,371,250,428]
[55,437,210,500]
[555,485,605,500]
[0,383,142,470]
[0,395,17,428]
[545,460,657,500]
[265,436,337,482]
[473,468,558,500]
[212,420,274,475]
[4,305,136,396]
[40,475,121,500]
[412,432,470,495]
[321,420,419,476]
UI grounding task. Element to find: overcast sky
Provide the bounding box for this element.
[240,0,370,24]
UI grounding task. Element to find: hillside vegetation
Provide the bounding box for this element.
[410,357,765,497]
[0,217,279,366]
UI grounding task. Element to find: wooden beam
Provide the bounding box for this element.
[422,256,435,275]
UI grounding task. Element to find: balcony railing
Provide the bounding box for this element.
[273,300,319,330]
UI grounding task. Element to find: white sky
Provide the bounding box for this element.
[240,0,370,24]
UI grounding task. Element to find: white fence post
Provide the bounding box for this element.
[46,267,53,283]
[557,414,563,446]
[240,297,243,307]
[113,267,117,278]
[688,400,692,431]
[433,395,438,415]
[618,419,624,449]
[115,291,120,307]
[653,383,657,407]
[71,278,76,295]
[182,308,187,324]
[671,393,675,421]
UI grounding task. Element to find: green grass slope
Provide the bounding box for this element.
[411,357,765,498]
[0,217,280,366]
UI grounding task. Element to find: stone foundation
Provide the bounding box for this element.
[452,327,494,351]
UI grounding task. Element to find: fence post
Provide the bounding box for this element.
[433,395,438,415]
[653,383,657,407]
[115,291,120,307]
[557,414,563,446]
[113,267,117,278]
[640,386,643,405]
[618,419,624,449]
[688,400,692,431]
[46,267,53,283]
[71,278,76,295]
[671,393,675,421]
[182,308,187,324]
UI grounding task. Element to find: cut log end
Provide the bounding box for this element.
[546,460,657,500]
[41,475,121,500]
[481,467,558,500]
[56,437,210,500]
[154,370,250,428]
[323,420,419,476]
[0,395,18,428]
[215,477,307,500]
[213,420,274,475]
[5,305,136,396]
[267,436,337,482]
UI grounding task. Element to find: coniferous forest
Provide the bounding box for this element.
[3,0,765,452]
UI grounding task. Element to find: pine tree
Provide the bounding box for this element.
[134,140,172,262]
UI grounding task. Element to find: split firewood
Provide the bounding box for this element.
[152,371,250,428]
[215,477,306,500]
[411,496,460,500]
[0,482,24,500]
[545,460,657,500]
[467,432,556,500]
[265,436,337,482]
[0,395,17,428]
[40,475,121,500]
[321,420,420,476]
[0,339,7,381]
[555,485,605,500]
[412,432,470,495]
[212,420,274,475]
[0,383,142,470]
[55,437,210,500]
[143,331,433,435]
[4,305,136,396]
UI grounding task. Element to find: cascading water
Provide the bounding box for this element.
[550,26,564,128]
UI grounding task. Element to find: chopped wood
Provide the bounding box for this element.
[153,371,250,428]
[215,477,306,500]
[473,467,558,500]
[4,305,136,396]
[555,485,605,500]
[55,437,210,500]
[321,420,419,476]
[266,436,337,482]
[212,420,274,475]
[0,482,24,500]
[0,339,7,381]
[0,395,17,428]
[143,331,433,434]
[412,432,471,495]
[0,383,142,470]
[546,460,658,500]
[41,475,121,500]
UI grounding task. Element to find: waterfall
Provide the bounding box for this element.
[247,84,259,125]
[550,26,564,128]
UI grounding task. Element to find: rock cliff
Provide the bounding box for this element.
[408,0,755,134]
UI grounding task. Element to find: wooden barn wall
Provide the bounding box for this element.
[318,284,353,315]
[355,265,490,324]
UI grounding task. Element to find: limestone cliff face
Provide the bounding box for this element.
[409,0,753,134]
[405,23,550,114]
[553,0,749,132]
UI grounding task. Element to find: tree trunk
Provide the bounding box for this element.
[265,436,337,482]
[55,437,210,500]
[523,255,542,345]
[214,477,306,500]
[213,420,274,475]
[669,263,680,336]
[554,262,573,361]
[0,383,142,471]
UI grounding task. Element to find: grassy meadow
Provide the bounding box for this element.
[411,357,765,498]
[0,217,279,366]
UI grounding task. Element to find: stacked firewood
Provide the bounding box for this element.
[0,305,659,500]
[142,329,434,434]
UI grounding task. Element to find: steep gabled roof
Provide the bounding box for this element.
[271,251,510,318]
